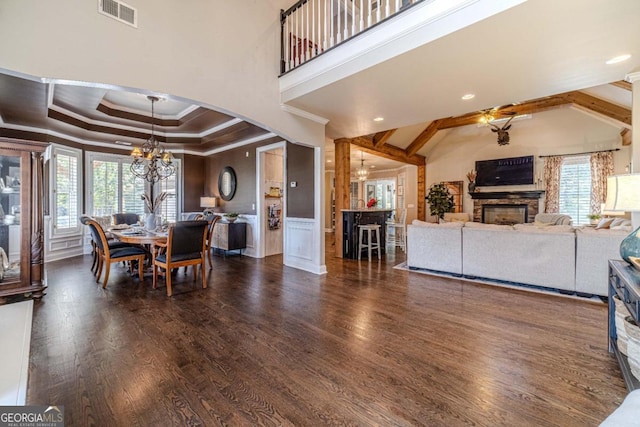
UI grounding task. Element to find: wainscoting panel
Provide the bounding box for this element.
[44,217,85,262]
[284,217,326,274]
[239,214,257,258]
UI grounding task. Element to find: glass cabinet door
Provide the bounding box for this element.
[0,153,22,285]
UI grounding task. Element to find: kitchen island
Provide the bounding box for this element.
[342,209,392,259]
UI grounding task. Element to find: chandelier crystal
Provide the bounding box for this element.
[130,95,175,183]
[356,151,369,181]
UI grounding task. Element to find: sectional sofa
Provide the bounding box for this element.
[406,219,630,296]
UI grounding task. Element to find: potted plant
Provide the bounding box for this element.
[587,213,602,225]
[426,182,454,220]
[223,212,239,223]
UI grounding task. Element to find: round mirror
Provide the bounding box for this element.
[218,166,237,201]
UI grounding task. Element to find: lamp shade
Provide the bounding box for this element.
[604,174,640,212]
[200,197,217,208]
[604,174,640,271]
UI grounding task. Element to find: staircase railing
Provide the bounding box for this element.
[280,0,424,74]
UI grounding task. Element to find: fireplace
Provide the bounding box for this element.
[470,190,543,223]
[482,204,528,225]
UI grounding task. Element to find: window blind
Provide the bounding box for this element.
[558,155,591,225]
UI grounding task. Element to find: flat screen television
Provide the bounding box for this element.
[475,155,534,186]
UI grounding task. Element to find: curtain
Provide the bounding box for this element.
[590,151,614,214]
[543,156,563,213]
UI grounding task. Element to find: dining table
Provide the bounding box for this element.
[109,227,168,275]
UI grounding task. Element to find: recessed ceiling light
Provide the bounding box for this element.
[461,93,475,100]
[606,54,631,65]
[373,117,384,122]
[370,165,376,168]
[327,159,332,163]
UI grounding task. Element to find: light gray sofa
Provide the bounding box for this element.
[406,220,631,296]
[463,223,576,292]
[406,222,463,275]
[575,227,627,296]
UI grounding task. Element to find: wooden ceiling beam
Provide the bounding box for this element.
[373,129,397,148]
[563,91,631,126]
[611,80,632,91]
[405,120,442,157]
[336,136,425,166]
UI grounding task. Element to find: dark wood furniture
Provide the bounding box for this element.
[608,259,640,391]
[211,221,246,256]
[152,220,209,296]
[342,209,392,259]
[0,138,47,303]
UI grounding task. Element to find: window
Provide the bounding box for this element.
[558,155,591,225]
[86,152,180,222]
[51,145,81,236]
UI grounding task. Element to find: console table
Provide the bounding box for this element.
[211,221,246,256]
[608,260,640,391]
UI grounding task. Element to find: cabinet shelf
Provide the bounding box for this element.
[608,260,640,391]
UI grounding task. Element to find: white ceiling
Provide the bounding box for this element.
[298,0,640,170]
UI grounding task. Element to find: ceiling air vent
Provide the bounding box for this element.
[98,0,137,28]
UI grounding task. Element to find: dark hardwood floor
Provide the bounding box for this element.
[28,235,627,426]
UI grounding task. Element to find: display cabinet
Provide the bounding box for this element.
[0,138,47,303]
[608,259,640,391]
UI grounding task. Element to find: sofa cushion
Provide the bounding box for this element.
[441,213,471,223]
[463,221,514,230]
[412,220,463,228]
[513,223,574,233]
[595,217,615,229]
[534,213,573,225]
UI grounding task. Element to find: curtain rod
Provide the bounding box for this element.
[538,148,620,158]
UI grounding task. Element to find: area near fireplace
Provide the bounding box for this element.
[482,204,528,225]
[470,190,544,223]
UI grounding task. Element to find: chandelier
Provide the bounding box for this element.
[130,95,175,183]
[356,151,369,181]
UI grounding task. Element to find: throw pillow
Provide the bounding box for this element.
[596,218,615,229]
[610,218,630,228]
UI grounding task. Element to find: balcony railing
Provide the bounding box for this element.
[280,0,424,74]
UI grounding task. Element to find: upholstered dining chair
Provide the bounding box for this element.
[152,220,209,296]
[113,212,140,225]
[80,214,131,275]
[86,219,147,288]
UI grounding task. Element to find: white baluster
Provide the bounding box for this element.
[324,0,328,50]
[306,2,310,61]
[330,0,334,46]
[359,0,364,32]
[351,0,356,37]
[376,0,381,23]
[367,0,372,27]
[385,0,390,19]
[395,0,401,13]
[336,0,341,43]
[295,9,299,67]
[344,0,349,41]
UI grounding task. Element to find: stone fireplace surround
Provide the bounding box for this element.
[470,190,545,223]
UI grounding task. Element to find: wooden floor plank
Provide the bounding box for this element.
[27,237,627,426]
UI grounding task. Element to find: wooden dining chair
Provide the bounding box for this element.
[152,220,209,296]
[80,214,131,275]
[86,219,147,288]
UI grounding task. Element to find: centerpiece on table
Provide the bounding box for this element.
[141,191,169,229]
[223,212,239,223]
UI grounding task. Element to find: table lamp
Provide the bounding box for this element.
[604,174,640,270]
[200,196,217,215]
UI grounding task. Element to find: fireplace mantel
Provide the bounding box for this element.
[469,190,545,200]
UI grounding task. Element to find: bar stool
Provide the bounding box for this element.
[358,224,381,261]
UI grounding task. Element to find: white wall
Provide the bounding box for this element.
[425,107,630,217]
[0,0,324,147]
